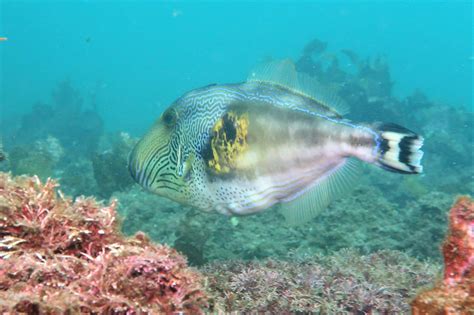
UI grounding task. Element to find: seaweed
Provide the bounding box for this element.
[92,132,136,199]
[10,80,103,157]
[203,249,439,313]
[0,172,207,313]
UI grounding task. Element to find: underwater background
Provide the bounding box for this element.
[0,1,473,313]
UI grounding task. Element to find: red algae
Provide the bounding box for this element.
[443,197,474,287]
[411,196,474,314]
[0,173,207,314]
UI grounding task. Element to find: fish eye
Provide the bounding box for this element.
[161,109,177,127]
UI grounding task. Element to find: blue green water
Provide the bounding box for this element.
[0,2,472,312]
[2,0,473,254]
[2,1,471,135]
[2,0,473,250]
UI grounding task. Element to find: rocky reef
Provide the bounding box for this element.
[0,173,207,314]
[115,185,453,265]
[0,37,473,313]
[2,80,135,199]
[411,196,474,313]
[3,38,471,267]
[0,172,444,314]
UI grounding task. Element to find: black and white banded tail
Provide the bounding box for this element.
[376,123,424,174]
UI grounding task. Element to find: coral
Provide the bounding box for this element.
[0,172,207,313]
[203,249,439,313]
[411,196,474,313]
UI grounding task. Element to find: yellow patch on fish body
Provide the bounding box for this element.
[208,111,249,174]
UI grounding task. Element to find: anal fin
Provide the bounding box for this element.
[279,159,359,225]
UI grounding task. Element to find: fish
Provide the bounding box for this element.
[128,59,424,223]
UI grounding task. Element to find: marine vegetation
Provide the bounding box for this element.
[0,172,207,314]
[0,141,6,163]
[0,172,444,314]
[2,38,472,270]
[0,27,471,312]
[91,132,136,199]
[411,196,474,313]
[115,186,453,265]
[3,80,136,199]
[295,40,473,198]
[203,249,438,313]
[8,136,64,181]
[12,80,103,157]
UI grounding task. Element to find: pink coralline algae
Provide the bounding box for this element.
[412,196,474,314]
[0,173,207,314]
[443,197,474,287]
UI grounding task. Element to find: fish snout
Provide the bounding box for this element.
[128,140,183,195]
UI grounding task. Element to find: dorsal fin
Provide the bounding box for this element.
[248,58,349,116]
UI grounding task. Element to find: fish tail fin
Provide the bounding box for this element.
[375,123,424,174]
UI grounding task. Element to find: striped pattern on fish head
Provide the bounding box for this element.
[128,85,232,207]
